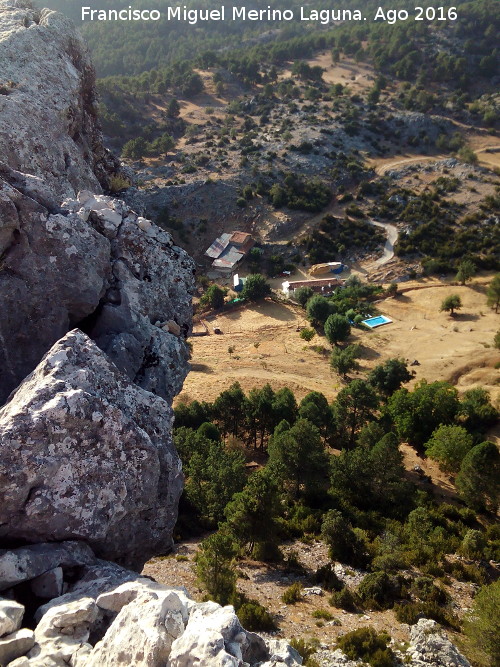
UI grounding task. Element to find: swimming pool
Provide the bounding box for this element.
[362,315,393,328]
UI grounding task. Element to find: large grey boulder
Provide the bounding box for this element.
[82,588,188,666]
[28,597,98,667]
[408,618,471,666]
[0,0,118,200]
[0,331,183,568]
[0,1,195,406]
[0,181,194,407]
[168,603,280,667]
[0,543,94,592]
[0,179,111,404]
[0,600,24,637]
[0,628,34,665]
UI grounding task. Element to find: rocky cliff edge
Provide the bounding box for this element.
[0,0,195,566]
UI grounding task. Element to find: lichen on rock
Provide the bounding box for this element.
[0,330,184,568]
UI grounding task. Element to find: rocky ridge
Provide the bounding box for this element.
[0,0,193,569]
[0,331,183,568]
[0,0,195,406]
[0,541,303,666]
[0,0,116,199]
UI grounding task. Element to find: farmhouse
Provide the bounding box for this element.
[205,231,254,274]
[282,277,344,297]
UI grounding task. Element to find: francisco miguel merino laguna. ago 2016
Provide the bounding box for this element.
[80,5,459,24]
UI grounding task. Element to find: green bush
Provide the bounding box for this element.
[313,563,344,592]
[237,599,277,632]
[251,541,282,562]
[241,274,271,301]
[357,572,404,610]
[329,587,359,612]
[394,601,422,625]
[336,627,394,667]
[464,580,500,667]
[289,638,320,661]
[395,600,460,630]
[460,529,487,559]
[443,560,487,585]
[282,582,303,604]
[410,577,448,605]
[312,609,334,621]
[300,328,316,342]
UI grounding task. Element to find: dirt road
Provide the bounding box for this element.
[369,219,398,265]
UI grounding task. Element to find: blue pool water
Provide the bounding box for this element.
[362,315,393,328]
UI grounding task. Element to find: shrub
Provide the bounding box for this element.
[324,314,351,346]
[290,638,320,661]
[358,572,403,610]
[424,425,474,472]
[410,577,448,605]
[251,541,282,562]
[195,531,237,605]
[395,601,459,630]
[443,560,487,585]
[282,582,303,604]
[386,282,398,297]
[464,580,500,667]
[329,587,359,612]
[457,146,478,165]
[306,295,333,326]
[460,529,487,559]
[200,284,226,310]
[300,328,316,342]
[312,609,334,621]
[336,627,394,667]
[456,441,500,513]
[394,601,422,625]
[313,563,344,592]
[108,174,131,193]
[294,286,314,307]
[237,600,277,632]
[241,274,271,301]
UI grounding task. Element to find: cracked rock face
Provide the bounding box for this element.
[0,0,117,199]
[0,544,300,667]
[0,0,195,406]
[0,331,183,568]
[0,183,195,406]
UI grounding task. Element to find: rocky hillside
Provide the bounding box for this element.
[0,0,196,558]
[0,2,489,666]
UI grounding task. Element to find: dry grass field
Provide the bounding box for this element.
[179,278,500,425]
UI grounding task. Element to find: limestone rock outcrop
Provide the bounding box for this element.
[408,619,471,667]
[0,0,117,200]
[312,618,471,667]
[0,0,195,405]
[0,543,303,667]
[0,178,195,407]
[0,331,183,568]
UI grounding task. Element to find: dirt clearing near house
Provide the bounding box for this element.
[179,278,500,419]
[179,300,341,404]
